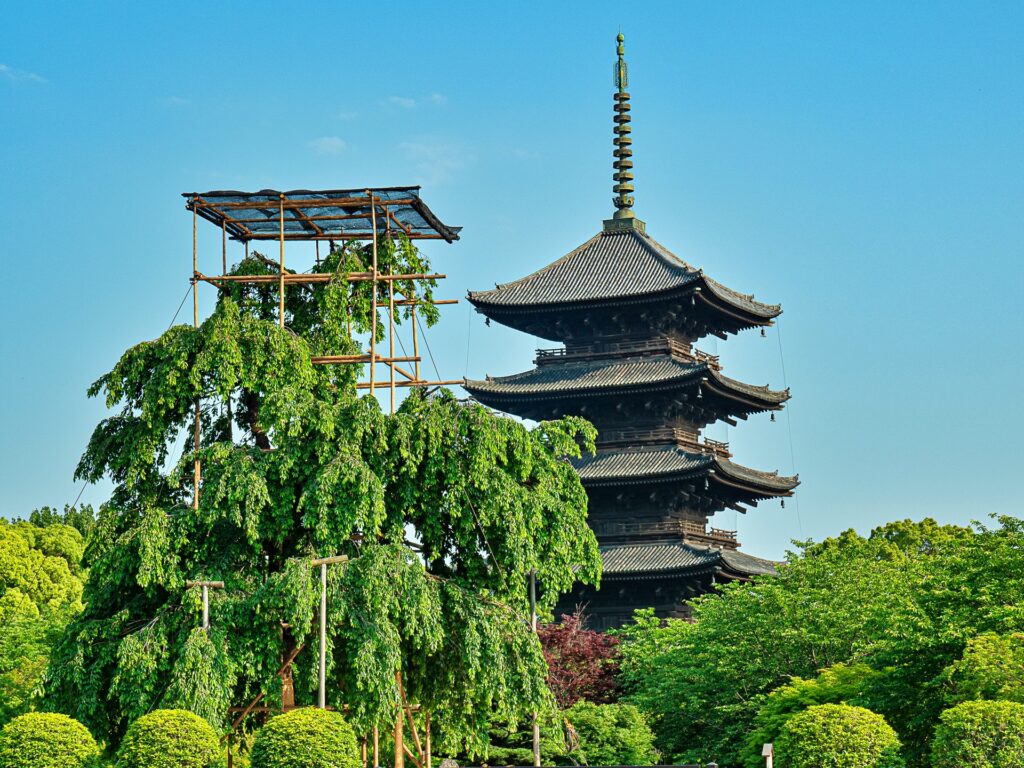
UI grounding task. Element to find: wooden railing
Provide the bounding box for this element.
[535,337,721,369]
[594,518,739,549]
[598,427,732,458]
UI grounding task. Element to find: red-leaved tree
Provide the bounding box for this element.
[538,610,622,708]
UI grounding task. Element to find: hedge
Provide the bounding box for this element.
[0,712,100,768]
[117,709,220,768]
[931,700,1024,768]
[776,703,903,768]
[249,707,359,768]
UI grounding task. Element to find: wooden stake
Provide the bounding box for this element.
[373,726,379,768]
[221,220,227,274]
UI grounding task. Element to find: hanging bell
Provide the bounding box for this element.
[781,499,786,508]
[770,413,776,422]
[761,328,766,337]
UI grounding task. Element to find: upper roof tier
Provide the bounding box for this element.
[467,228,781,341]
[463,353,788,425]
[574,445,799,499]
[599,540,778,581]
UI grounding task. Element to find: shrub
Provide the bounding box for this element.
[776,703,903,768]
[561,701,657,766]
[930,700,1024,768]
[117,709,220,768]
[249,708,359,768]
[0,712,100,768]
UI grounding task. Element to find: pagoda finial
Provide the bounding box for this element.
[606,33,645,233]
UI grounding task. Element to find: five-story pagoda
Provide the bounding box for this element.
[465,34,798,628]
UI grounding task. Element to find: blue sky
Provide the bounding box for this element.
[2,1,1021,559]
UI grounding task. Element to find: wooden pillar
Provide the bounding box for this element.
[424,711,431,768]
[192,203,201,510]
[373,726,380,768]
[393,672,404,768]
[411,288,420,382]
[369,192,378,395]
[278,194,285,328]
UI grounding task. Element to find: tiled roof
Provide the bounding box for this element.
[600,541,721,575]
[469,230,699,307]
[600,541,779,578]
[468,229,781,319]
[464,355,789,407]
[720,549,780,577]
[464,356,704,396]
[574,446,714,482]
[573,446,799,492]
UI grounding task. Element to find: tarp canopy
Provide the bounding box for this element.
[183,187,460,243]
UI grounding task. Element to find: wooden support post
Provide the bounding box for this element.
[221,220,227,274]
[278,194,285,328]
[186,580,225,631]
[369,192,378,396]
[531,570,540,767]
[388,270,396,414]
[319,561,327,708]
[386,207,395,414]
[424,711,431,768]
[315,240,321,268]
[373,726,379,768]
[311,555,349,709]
[410,288,420,382]
[394,673,404,768]
[192,204,201,511]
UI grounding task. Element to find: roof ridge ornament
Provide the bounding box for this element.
[605,33,646,234]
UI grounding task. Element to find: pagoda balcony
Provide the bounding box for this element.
[593,518,740,550]
[597,426,732,458]
[535,337,721,369]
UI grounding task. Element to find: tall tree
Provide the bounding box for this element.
[617,517,1024,767]
[47,241,602,753]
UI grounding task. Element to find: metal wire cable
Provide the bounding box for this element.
[775,318,804,538]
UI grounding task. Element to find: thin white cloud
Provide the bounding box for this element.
[428,93,447,106]
[399,139,471,184]
[308,136,347,155]
[337,110,358,121]
[161,95,191,107]
[388,96,417,109]
[0,64,45,83]
[386,93,447,109]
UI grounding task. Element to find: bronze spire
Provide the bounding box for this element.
[605,33,645,233]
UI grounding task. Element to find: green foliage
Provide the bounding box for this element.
[0,712,100,768]
[616,517,1024,766]
[48,245,601,753]
[27,504,98,540]
[775,703,902,768]
[117,709,220,768]
[249,708,358,768]
[742,663,878,766]
[0,521,85,724]
[930,700,1024,768]
[560,701,657,766]
[941,632,1024,705]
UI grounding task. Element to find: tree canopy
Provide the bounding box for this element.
[46,240,602,753]
[617,517,1024,767]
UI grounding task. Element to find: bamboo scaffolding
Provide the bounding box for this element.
[356,379,461,390]
[194,271,446,285]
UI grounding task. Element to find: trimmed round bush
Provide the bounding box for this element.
[0,712,100,768]
[250,707,359,768]
[931,699,1024,768]
[776,703,903,768]
[117,709,220,768]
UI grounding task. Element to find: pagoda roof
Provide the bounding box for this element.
[467,228,780,319]
[573,445,799,494]
[463,354,788,410]
[600,540,778,579]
